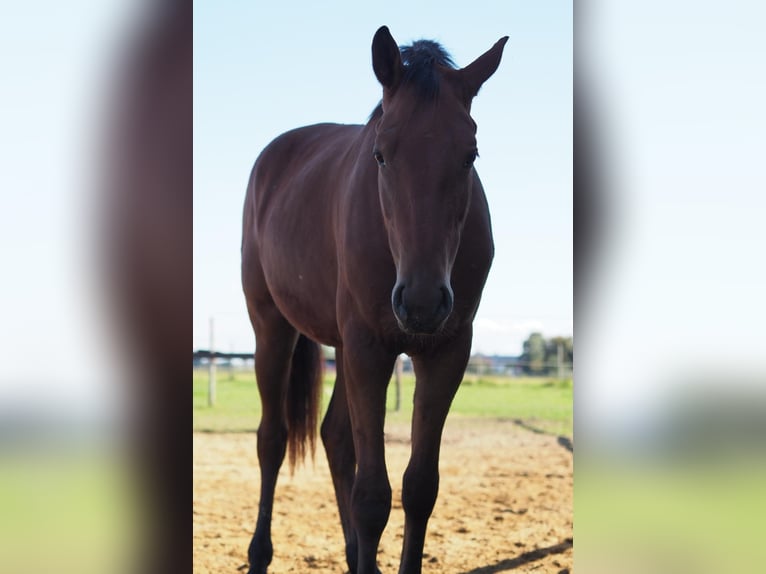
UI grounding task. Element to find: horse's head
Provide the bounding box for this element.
[371,26,507,335]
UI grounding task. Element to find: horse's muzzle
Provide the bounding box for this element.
[391,281,453,335]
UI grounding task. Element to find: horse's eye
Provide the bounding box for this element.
[463,151,478,168]
[373,150,386,167]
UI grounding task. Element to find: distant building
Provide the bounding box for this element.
[466,354,524,376]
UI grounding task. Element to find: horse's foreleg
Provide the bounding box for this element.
[343,332,397,574]
[398,328,472,574]
[247,307,299,574]
[320,348,360,572]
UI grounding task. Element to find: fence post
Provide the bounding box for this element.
[557,340,564,380]
[394,354,403,412]
[208,316,216,407]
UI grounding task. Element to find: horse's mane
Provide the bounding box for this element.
[369,39,457,120]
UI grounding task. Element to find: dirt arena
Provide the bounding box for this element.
[193,418,572,573]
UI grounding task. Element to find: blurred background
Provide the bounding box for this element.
[1,1,189,572]
[0,0,765,573]
[577,1,766,572]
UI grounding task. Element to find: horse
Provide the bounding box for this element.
[241,25,507,574]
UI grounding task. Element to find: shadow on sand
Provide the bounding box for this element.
[458,538,573,574]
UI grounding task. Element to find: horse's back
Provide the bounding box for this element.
[242,123,363,345]
[247,122,363,222]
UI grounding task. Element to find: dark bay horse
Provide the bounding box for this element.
[241,26,507,574]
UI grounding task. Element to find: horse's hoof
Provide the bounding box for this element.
[247,537,272,574]
[246,560,269,573]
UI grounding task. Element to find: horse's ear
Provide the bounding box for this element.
[460,36,509,100]
[372,26,403,93]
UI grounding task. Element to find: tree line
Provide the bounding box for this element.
[520,332,573,376]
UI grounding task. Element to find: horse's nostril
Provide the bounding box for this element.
[439,284,454,316]
[392,281,452,333]
[393,283,404,306]
[392,283,407,321]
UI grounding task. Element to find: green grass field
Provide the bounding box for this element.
[0,451,139,574]
[193,368,572,437]
[575,460,766,573]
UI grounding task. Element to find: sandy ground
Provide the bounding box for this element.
[193,419,572,573]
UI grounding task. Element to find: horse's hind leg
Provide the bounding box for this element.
[320,348,361,572]
[245,299,298,574]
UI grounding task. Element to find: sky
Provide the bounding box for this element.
[0,0,140,409]
[193,1,573,356]
[576,1,766,437]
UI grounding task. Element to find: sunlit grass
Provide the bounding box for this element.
[576,460,766,574]
[0,450,139,574]
[193,368,572,437]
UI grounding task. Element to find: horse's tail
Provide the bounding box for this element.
[286,334,323,471]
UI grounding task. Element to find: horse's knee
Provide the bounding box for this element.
[321,416,352,457]
[351,473,392,537]
[402,465,439,522]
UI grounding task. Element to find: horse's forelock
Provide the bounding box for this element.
[369,39,457,119]
[399,40,456,101]
[399,40,456,70]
